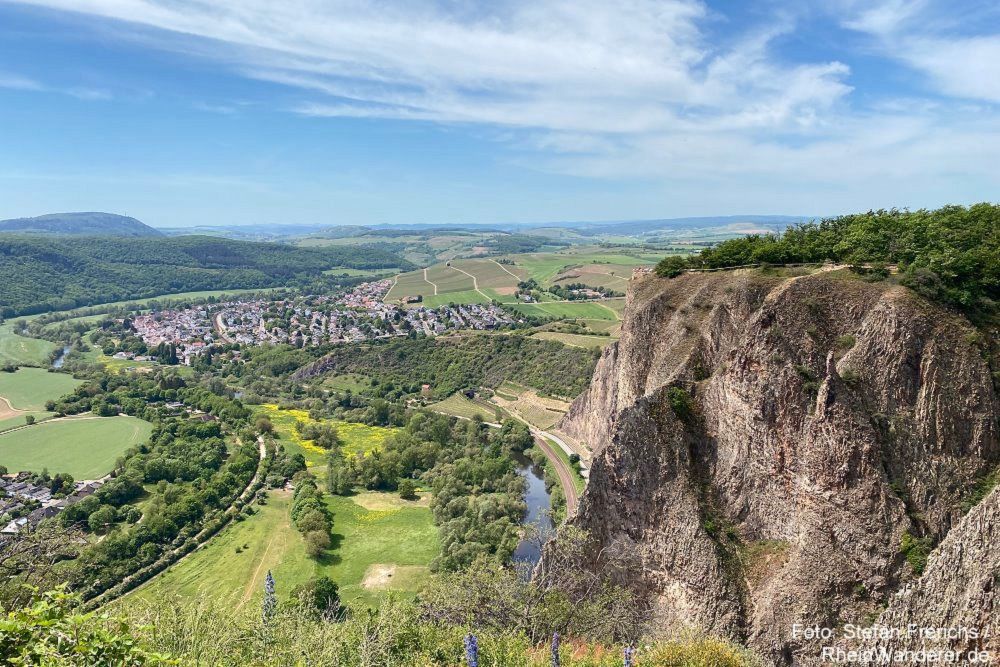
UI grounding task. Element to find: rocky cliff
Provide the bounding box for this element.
[553,269,999,664]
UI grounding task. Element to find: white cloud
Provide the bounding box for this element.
[8,0,849,136]
[4,0,998,212]
[0,72,45,91]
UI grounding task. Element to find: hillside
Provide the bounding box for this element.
[0,235,409,317]
[549,268,1000,663]
[0,212,162,237]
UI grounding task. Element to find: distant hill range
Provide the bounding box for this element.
[0,212,163,237]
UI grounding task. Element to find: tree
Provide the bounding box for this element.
[87,505,117,534]
[303,530,331,558]
[654,255,688,278]
[292,576,341,620]
[254,416,274,435]
[24,415,35,426]
[398,478,417,500]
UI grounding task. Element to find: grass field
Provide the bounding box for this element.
[259,405,400,473]
[0,415,152,478]
[429,393,501,422]
[0,368,82,411]
[530,332,614,349]
[322,373,372,392]
[0,322,57,367]
[133,488,439,608]
[511,300,621,321]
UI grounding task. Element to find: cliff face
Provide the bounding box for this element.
[556,270,999,664]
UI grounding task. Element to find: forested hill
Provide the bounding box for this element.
[0,235,410,317]
[0,212,162,237]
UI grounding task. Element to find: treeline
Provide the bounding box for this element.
[326,411,533,570]
[0,235,411,317]
[297,335,600,399]
[655,203,999,312]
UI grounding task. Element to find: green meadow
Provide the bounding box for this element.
[0,367,83,411]
[0,415,152,478]
[131,488,439,609]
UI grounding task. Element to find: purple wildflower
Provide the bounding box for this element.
[464,633,479,667]
[262,570,276,624]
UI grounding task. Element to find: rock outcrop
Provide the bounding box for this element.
[553,269,999,664]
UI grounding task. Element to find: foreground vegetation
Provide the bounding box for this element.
[3,561,757,666]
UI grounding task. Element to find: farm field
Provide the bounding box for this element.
[531,332,614,349]
[0,321,56,367]
[258,405,400,473]
[0,367,82,411]
[132,488,439,609]
[430,393,501,422]
[490,382,571,430]
[511,300,622,321]
[0,415,152,478]
[422,290,491,308]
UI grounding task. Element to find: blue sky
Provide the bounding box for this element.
[0,0,997,228]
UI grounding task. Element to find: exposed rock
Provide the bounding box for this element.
[552,269,999,665]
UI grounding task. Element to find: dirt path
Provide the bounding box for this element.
[0,396,22,420]
[423,268,438,295]
[237,526,281,610]
[448,264,492,300]
[491,259,522,280]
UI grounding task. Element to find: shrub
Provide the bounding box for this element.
[666,386,695,424]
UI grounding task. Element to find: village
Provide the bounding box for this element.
[124,279,518,364]
[0,472,104,535]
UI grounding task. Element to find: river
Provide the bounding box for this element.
[52,345,71,369]
[512,451,555,569]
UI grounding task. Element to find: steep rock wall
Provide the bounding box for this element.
[555,270,999,664]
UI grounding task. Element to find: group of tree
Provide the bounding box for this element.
[296,334,600,400]
[325,411,533,570]
[655,203,999,313]
[289,477,333,558]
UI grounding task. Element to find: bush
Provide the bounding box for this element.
[666,386,695,423]
[655,255,689,278]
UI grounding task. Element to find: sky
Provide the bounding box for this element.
[0,0,998,228]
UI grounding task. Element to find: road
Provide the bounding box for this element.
[532,432,579,515]
[213,312,233,343]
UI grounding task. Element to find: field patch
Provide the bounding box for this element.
[491,382,571,430]
[361,564,430,591]
[429,393,500,422]
[0,415,152,478]
[511,301,620,321]
[421,290,491,308]
[259,405,400,473]
[0,368,82,411]
[0,322,56,368]
[531,332,614,349]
